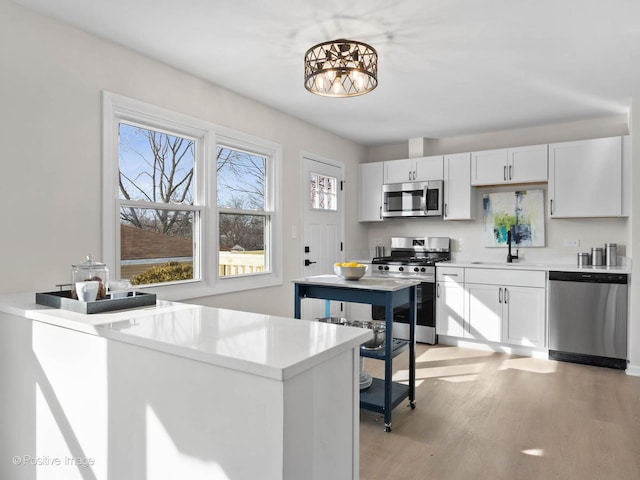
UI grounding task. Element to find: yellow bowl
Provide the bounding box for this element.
[334,265,367,280]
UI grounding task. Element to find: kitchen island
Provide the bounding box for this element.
[0,293,371,480]
[293,275,419,431]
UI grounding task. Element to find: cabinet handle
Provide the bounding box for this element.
[509,165,512,181]
[550,199,554,216]
[413,171,416,181]
[498,287,503,303]
[409,171,412,181]
[444,273,458,277]
[504,288,508,304]
[444,203,448,218]
[437,283,440,298]
[503,166,507,181]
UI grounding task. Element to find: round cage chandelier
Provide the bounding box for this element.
[304,39,378,97]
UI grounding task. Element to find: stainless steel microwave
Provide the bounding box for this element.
[382,180,443,218]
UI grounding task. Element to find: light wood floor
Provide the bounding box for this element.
[359,344,640,480]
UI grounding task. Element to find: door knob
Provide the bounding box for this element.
[304,259,317,266]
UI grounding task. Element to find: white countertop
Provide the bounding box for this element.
[442,260,631,274]
[293,274,421,290]
[0,293,372,381]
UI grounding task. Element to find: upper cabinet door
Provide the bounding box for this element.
[358,162,384,222]
[548,136,623,218]
[471,145,548,185]
[471,149,509,185]
[383,156,443,183]
[413,155,444,181]
[443,152,473,220]
[508,144,548,183]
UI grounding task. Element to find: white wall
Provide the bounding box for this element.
[0,0,367,316]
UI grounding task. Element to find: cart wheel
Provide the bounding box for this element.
[409,400,416,410]
[384,424,392,433]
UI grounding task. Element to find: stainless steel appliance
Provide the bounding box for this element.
[371,237,451,344]
[381,180,443,218]
[548,271,628,369]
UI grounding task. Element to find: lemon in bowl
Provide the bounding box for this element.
[334,262,367,280]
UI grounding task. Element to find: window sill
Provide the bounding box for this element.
[136,274,283,302]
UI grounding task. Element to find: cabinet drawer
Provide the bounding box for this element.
[436,267,464,282]
[464,268,545,287]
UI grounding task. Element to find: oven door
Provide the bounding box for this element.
[371,281,436,343]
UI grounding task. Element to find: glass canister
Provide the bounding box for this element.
[71,255,109,300]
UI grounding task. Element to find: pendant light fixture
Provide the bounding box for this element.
[304,39,378,97]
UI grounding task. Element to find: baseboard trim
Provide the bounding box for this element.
[625,364,640,377]
[437,336,548,359]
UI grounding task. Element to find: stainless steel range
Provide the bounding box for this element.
[371,237,451,344]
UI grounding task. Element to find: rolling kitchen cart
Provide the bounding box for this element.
[293,275,418,432]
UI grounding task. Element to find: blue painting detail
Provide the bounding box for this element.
[483,190,545,247]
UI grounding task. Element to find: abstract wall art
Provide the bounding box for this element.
[483,190,545,247]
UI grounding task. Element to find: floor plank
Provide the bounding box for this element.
[359,344,640,480]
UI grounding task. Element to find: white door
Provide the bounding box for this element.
[301,157,344,320]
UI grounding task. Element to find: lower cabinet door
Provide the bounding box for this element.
[436,281,465,337]
[465,283,502,343]
[502,286,546,348]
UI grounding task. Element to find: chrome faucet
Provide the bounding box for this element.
[507,229,519,263]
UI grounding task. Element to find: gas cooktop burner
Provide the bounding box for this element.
[372,254,451,266]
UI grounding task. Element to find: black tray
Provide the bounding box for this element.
[35,290,156,314]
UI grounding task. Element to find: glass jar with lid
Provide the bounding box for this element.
[71,255,109,300]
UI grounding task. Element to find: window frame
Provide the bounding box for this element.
[216,140,274,279]
[102,91,282,300]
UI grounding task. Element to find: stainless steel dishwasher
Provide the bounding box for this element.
[548,271,628,369]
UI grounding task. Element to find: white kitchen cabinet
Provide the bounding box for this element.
[383,155,443,183]
[464,268,546,348]
[501,286,546,348]
[548,136,623,218]
[443,152,474,220]
[358,162,384,222]
[471,144,547,185]
[436,267,465,338]
[465,283,503,342]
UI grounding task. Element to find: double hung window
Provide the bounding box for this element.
[102,92,281,297]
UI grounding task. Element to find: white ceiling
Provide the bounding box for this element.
[12,0,640,146]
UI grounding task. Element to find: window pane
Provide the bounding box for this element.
[120,207,195,284]
[309,172,337,210]
[219,213,267,277]
[217,146,266,210]
[119,123,195,205]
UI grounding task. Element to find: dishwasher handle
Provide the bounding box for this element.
[549,271,628,284]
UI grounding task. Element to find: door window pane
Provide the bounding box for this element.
[309,173,337,210]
